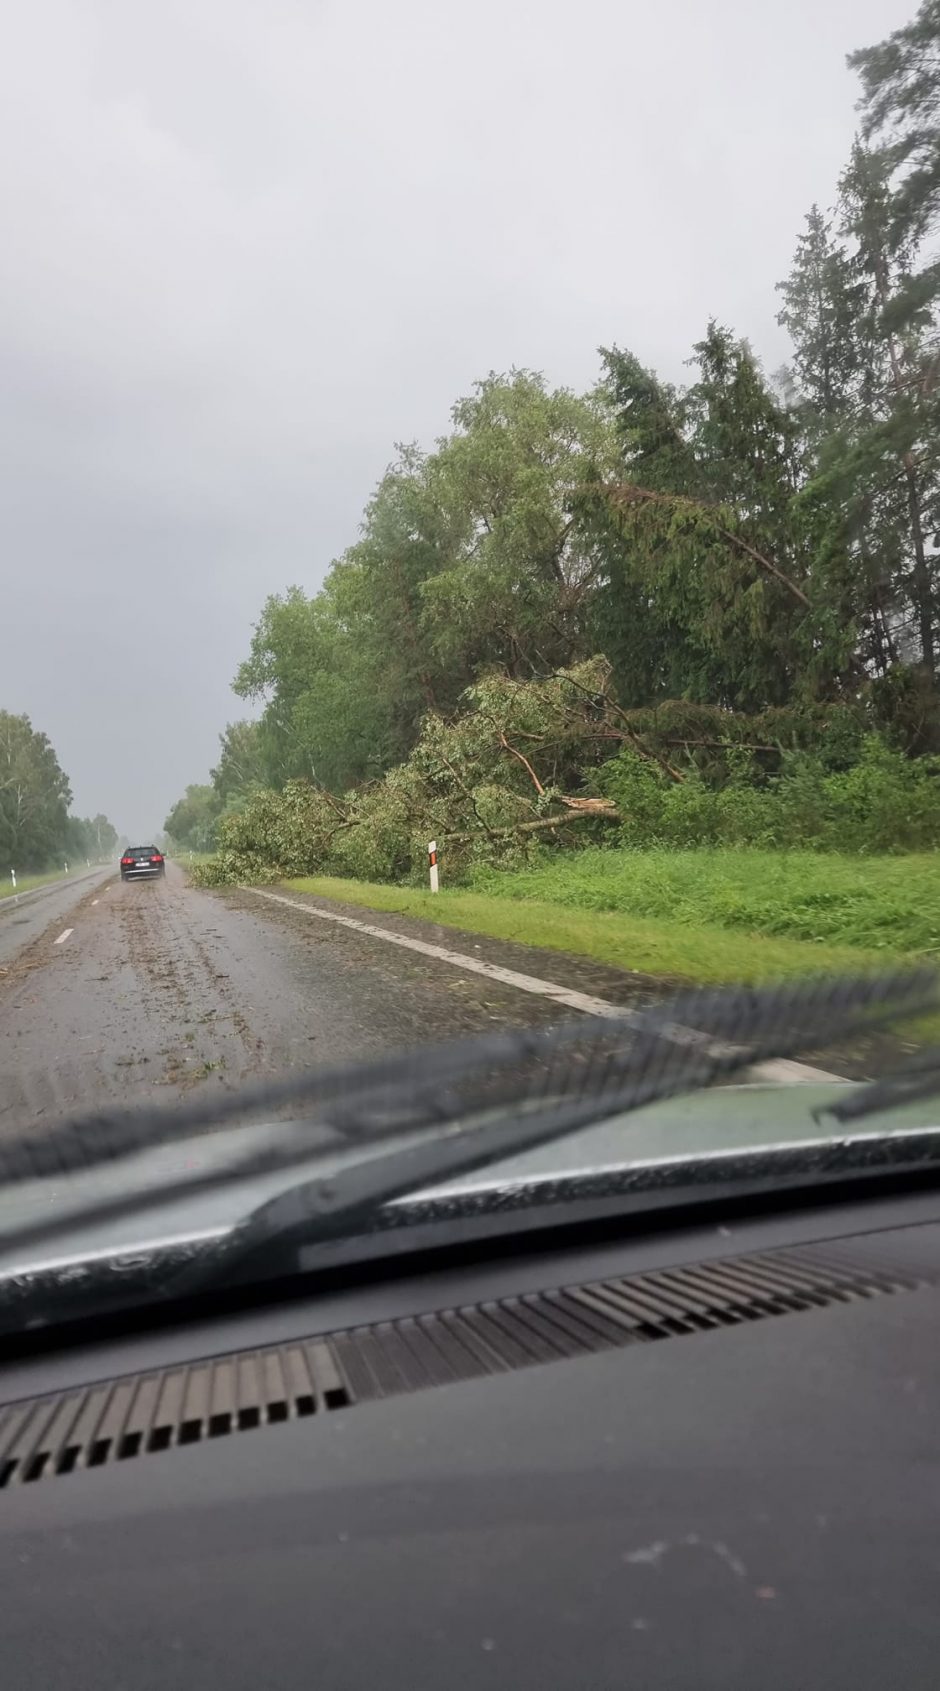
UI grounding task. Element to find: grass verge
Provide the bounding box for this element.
[282,874,886,986]
[469,848,940,957]
[0,868,71,902]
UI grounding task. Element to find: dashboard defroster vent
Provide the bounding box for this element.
[0,1234,933,1488]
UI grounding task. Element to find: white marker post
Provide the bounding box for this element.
[64,862,69,875]
[10,869,15,890]
[428,840,439,894]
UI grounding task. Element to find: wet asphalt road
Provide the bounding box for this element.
[0,860,660,1139]
[0,860,907,1143]
[0,866,113,967]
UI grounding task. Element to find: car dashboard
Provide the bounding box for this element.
[2,1187,940,1689]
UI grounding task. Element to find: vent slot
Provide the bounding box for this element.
[0,1233,933,1489]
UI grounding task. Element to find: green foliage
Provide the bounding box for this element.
[195,661,623,887]
[418,372,618,680]
[227,374,619,801]
[870,664,940,753]
[607,697,865,780]
[850,0,940,247]
[0,712,71,872]
[598,734,940,853]
[0,711,116,872]
[776,205,864,426]
[774,19,940,688]
[192,666,940,892]
[233,586,399,791]
[210,721,265,805]
[587,325,858,711]
[65,814,118,862]
[194,782,340,885]
[164,784,221,853]
[834,139,940,674]
[469,848,940,957]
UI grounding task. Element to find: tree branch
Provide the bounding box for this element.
[556,795,619,817]
[497,733,546,794]
[448,811,603,843]
[436,753,500,838]
[536,666,687,782]
[602,482,812,609]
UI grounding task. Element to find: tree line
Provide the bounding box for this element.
[0,711,118,874]
[168,2,940,873]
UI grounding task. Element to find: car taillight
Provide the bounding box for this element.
[151,854,163,863]
[121,856,133,866]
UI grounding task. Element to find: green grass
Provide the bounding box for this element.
[283,873,887,986]
[0,868,70,901]
[469,848,940,957]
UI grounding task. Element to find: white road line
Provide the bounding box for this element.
[53,928,73,946]
[245,888,842,1084]
[752,1057,843,1084]
[249,888,628,1018]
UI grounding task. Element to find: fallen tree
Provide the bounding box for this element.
[193,657,877,886]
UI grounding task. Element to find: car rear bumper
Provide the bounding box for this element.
[121,867,164,878]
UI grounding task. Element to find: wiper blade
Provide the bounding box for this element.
[0,968,933,1273]
[1,966,932,1190]
[821,1047,940,1125]
[182,969,940,1291]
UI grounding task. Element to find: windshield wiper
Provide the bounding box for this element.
[821,1046,940,1125]
[0,968,931,1276]
[197,972,940,1288]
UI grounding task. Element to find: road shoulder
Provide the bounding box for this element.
[221,881,902,1083]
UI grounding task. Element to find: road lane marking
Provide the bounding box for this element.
[53,929,73,946]
[753,1057,843,1084]
[250,889,629,1017]
[245,889,842,1084]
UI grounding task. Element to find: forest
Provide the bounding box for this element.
[0,710,118,879]
[167,2,940,894]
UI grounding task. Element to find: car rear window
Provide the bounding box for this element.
[125,846,158,855]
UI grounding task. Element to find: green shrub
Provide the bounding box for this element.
[598,735,940,854]
[190,781,339,884]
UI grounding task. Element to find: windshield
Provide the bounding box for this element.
[1,0,940,1324]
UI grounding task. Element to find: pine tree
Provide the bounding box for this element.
[587,330,853,713]
[776,205,863,429]
[849,0,940,249]
[837,139,939,673]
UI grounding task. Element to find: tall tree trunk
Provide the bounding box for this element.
[904,458,935,673]
[879,255,936,675]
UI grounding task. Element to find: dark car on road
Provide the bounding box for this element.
[120,845,165,881]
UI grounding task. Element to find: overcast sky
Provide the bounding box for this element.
[0,0,914,838]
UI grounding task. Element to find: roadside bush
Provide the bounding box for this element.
[190,781,339,885]
[598,735,940,854]
[813,738,940,852]
[190,849,279,887]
